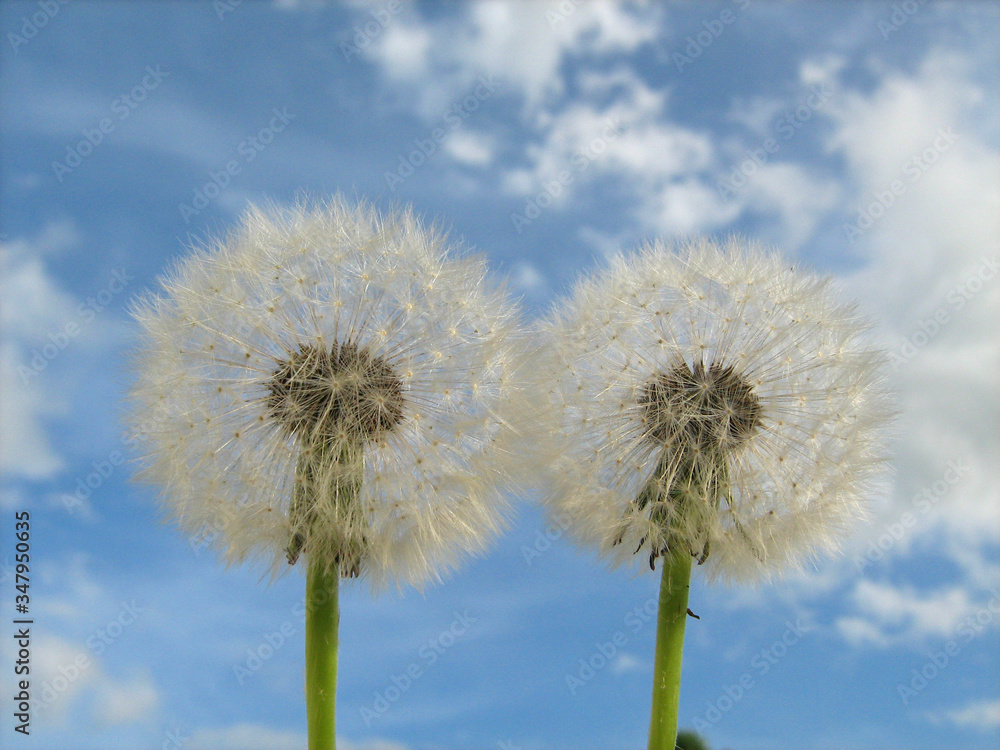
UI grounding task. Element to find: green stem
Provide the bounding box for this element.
[306,557,339,750]
[647,550,693,750]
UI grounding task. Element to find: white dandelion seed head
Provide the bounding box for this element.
[127,198,523,591]
[529,237,893,584]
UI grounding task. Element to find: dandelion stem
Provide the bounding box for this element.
[306,556,339,750]
[647,548,692,750]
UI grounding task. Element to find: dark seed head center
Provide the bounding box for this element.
[266,342,404,441]
[639,360,761,452]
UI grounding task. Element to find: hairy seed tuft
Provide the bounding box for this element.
[266,342,405,442]
[639,361,762,452]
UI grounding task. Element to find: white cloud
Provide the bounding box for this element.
[0,554,160,727]
[1,218,81,258]
[642,179,738,238]
[187,729,409,750]
[612,652,645,675]
[359,2,868,245]
[505,64,847,244]
[835,616,891,648]
[511,261,546,295]
[932,698,1000,731]
[21,634,99,724]
[818,49,1000,583]
[835,580,995,648]
[0,226,88,480]
[1,229,83,339]
[726,95,791,137]
[44,489,98,521]
[1,342,65,480]
[34,552,107,619]
[360,4,745,238]
[187,724,306,750]
[443,130,494,166]
[365,22,431,82]
[0,486,27,512]
[340,739,411,750]
[742,163,842,249]
[516,70,712,189]
[94,671,158,726]
[799,54,847,87]
[505,67,736,237]
[3,629,157,730]
[455,0,657,108]
[1,223,136,481]
[362,1,660,115]
[855,580,970,637]
[576,226,624,258]
[273,0,335,9]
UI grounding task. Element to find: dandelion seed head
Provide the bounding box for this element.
[127,198,522,590]
[529,238,892,583]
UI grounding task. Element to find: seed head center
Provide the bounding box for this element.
[266,342,405,441]
[639,361,761,452]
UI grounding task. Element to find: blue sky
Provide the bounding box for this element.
[1,1,999,748]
